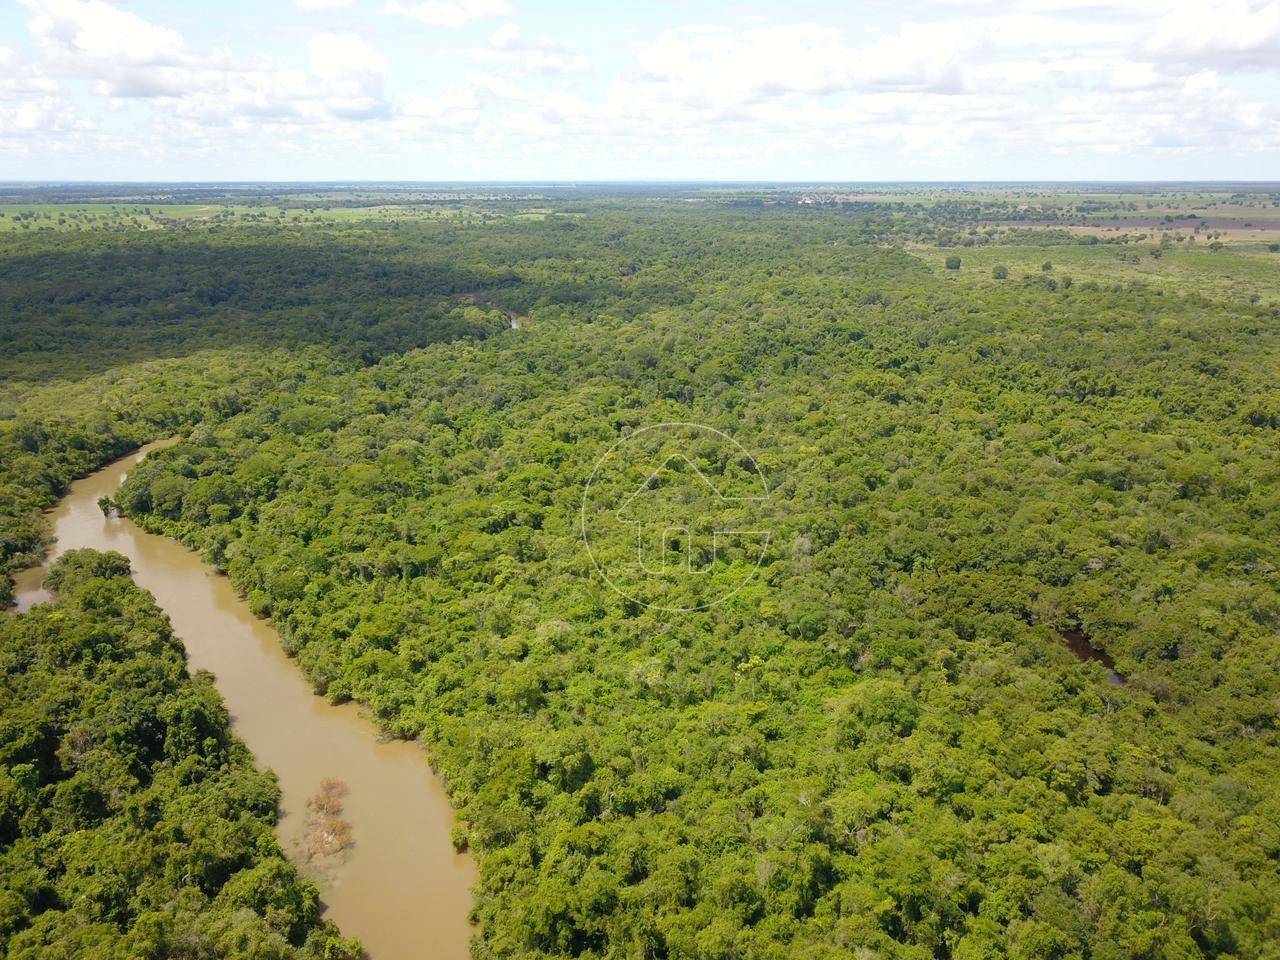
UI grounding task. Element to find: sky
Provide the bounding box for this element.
[1,0,1278,181]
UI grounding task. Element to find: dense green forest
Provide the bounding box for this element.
[0,229,512,382]
[3,185,1280,959]
[0,549,360,959]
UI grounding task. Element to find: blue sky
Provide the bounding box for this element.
[1,0,1278,181]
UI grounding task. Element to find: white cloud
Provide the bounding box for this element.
[852,23,970,93]
[473,22,590,75]
[21,0,184,66]
[1145,0,1280,72]
[633,23,969,109]
[4,0,1280,177]
[308,32,391,118]
[16,0,398,125]
[0,48,59,100]
[636,26,855,105]
[19,0,205,99]
[309,33,389,82]
[383,0,513,28]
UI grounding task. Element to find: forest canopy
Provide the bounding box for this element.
[0,549,360,960]
[3,184,1280,960]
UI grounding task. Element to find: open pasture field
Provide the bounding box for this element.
[917,235,1280,305]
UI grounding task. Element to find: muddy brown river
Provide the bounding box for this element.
[12,440,476,960]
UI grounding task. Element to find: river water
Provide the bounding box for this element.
[12,440,476,960]
[1060,628,1127,687]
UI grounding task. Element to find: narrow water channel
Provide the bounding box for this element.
[12,440,476,960]
[1060,628,1127,687]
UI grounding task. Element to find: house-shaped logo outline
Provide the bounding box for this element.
[580,420,775,613]
[613,452,770,574]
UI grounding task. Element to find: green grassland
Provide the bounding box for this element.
[918,240,1280,306]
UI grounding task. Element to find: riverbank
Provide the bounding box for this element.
[12,441,476,960]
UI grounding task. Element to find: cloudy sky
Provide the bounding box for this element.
[1,0,1278,181]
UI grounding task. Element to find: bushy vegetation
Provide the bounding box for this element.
[0,229,514,382]
[0,349,349,607]
[4,185,1280,959]
[0,549,360,959]
[116,212,1280,957]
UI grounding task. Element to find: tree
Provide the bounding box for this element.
[0,551,356,959]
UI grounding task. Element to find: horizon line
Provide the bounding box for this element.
[4,179,1280,187]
